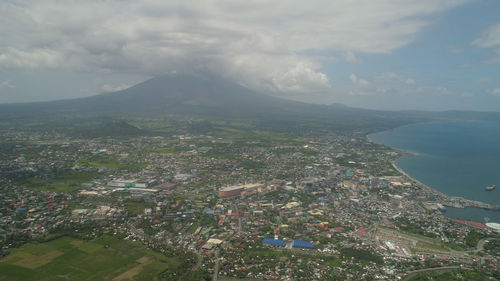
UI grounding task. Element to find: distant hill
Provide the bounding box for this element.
[1,73,499,134]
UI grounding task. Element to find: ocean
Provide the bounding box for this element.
[369,120,500,222]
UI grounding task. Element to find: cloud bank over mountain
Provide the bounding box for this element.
[0,0,470,95]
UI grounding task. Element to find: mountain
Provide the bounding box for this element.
[0,74,369,119]
[1,73,498,134]
[0,74,419,132]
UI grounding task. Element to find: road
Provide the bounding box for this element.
[474,237,500,253]
[402,266,466,281]
[213,249,220,281]
[235,204,242,233]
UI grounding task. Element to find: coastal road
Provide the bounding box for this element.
[402,266,467,281]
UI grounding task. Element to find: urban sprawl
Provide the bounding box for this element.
[1,129,500,280]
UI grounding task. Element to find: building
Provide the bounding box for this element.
[262,238,286,247]
[292,240,315,249]
[107,179,151,188]
[108,179,137,188]
[202,238,223,250]
[218,185,244,198]
[486,222,500,233]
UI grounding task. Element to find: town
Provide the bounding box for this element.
[1,127,499,280]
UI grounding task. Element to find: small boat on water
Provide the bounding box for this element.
[486,184,496,191]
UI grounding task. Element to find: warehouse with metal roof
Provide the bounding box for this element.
[262,238,286,247]
[292,240,314,249]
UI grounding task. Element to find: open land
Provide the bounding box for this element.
[0,235,176,281]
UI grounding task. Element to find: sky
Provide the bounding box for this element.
[1,0,499,111]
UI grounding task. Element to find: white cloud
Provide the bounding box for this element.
[350,72,455,98]
[349,74,358,84]
[489,88,500,96]
[272,62,331,93]
[416,86,454,96]
[377,72,399,80]
[376,72,416,85]
[0,80,14,89]
[448,45,463,54]
[473,23,500,48]
[102,84,131,92]
[0,0,470,94]
[406,78,416,85]
[0,48,62,69]
[349,72,421,96]
[478,77,490,83]
[344,51,360,63]
[349,74,377,96]
[473,23,500,63]
[435,87,452,96]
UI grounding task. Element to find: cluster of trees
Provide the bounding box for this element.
[340,247,383,264]
[408,269,500,281]
[158,248,210,281]
[465,230,487,248]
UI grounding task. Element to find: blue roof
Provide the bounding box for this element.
[262,238,286,247]
[292,240,314,249]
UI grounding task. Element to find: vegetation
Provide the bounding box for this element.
[25,170,99,193]
[0,236,178,281]
[76,121,145,138]
[123,200,155,215]
[394,217,437,238]
[483,239,500,254]
[465,230,487,248]
[339,247,383,264]
[407,269,499,281]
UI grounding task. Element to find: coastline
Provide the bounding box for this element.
[366,134,421,157]
[368,127,500,212]
[391,158,500,211]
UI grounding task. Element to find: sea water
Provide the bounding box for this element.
[369,120,500,222]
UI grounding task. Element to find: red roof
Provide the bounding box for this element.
[452,219,488,229]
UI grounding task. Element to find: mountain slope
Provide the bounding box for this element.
[1,74,315,116]
[2,74,497,133]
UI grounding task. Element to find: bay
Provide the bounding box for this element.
[369,120,500,208]
[444,206,500,223]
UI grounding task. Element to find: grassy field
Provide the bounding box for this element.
[26,171,99,193]
[78,156,145,171]
[0,236,179,281]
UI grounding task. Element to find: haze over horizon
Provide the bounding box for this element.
[1,0,500,111]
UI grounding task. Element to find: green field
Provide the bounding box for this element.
[78,156,145,172]
[26,171,99,193]
[407,269,494,281]
[0,236,179,281]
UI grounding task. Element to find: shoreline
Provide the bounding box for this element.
[368,129,500,212]
[367,134,421,157]
[391,159,500,211]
